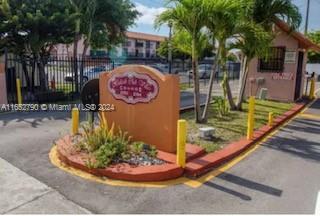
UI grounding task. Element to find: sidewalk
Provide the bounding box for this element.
[0,157,91,214]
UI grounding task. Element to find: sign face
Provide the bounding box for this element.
[272,73,294,80]
[108,72,159,104]
[285,51,297,64]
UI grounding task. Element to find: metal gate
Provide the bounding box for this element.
[5,54,113,104]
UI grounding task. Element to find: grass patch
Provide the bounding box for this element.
[181,98,294,153]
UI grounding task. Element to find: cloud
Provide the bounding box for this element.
[134,2,166,25]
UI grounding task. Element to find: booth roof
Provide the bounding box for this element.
[275,19,320,52]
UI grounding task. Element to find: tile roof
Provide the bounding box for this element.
[275,19,320,52]
[125,31,167,42]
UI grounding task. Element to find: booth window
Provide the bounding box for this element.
[258,47,286,72]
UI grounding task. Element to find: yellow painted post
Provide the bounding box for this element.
[16,78,22,105]
[309,77,316,100]
[268,112,274,127]
[177,120,187,168]
[247,96,255,140]
[71,108,79,135]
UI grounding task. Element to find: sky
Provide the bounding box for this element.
[129,0,320,36]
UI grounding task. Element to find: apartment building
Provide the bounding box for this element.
[52,31,166,58]
[119,32,166,58]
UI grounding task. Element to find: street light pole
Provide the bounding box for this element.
[168,22,173,74]
[305,0,311,35]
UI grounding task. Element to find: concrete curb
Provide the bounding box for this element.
[185,101,309,177]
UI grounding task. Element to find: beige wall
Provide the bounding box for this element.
[246,28,307,102]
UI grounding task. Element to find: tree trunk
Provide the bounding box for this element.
[201,47,220,122]
[20,56,31,92]
[220,42,236,110]
[36,53,47,91]
[80,40,90,88]
[236,56,249,110]
[192,39,202,123]
[226,76,236,110]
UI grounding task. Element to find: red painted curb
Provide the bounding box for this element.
[56,136,184,182]
[185,102,308,177]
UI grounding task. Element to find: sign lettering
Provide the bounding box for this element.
[108,72,159,104]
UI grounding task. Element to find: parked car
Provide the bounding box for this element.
[188,64,213,79]
[151,63,180,74]
[150,64,169,74]
[64,65,111,83]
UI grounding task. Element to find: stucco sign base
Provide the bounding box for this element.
[100,65,180,153]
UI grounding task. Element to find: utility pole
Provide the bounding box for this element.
[305,0,311,35]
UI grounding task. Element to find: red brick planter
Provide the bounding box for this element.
[56,136,185,182]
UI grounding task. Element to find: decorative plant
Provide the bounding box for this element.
[147,146,158,158]
[216,96,230,117]
[130,142,145,155]
[75,115,159,169]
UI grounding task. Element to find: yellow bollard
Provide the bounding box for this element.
[268,112,274,127]
[177,120,187,168]
[71,108,79,135]
[309,77,316,100]
[16,78,22,105]
[247,96,255,140]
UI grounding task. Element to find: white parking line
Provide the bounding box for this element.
[316,191,320,215]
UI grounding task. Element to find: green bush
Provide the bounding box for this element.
[216,97,230,117]
[76,121,158,169]
[131,142,144,155]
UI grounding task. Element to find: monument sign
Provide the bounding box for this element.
[100,65,180,153]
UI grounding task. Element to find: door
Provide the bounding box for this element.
[294,51,304,100]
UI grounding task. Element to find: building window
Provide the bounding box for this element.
[258,47,286,72]
[146,41,151,49]
[135,40,144,48]
[123,40,131,47]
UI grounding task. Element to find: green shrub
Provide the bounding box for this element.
[147,145,158,158]
[216,97,229,117]
[76,122,131,168]
[130,142,144,155]
[75,120,160,168]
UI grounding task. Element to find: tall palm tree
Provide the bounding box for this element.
[156,0,207,123]
[235,0,302,110]
[252,0,301,31]
[202,0,246,116]
[234,24,272,110]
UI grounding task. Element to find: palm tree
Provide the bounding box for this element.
[252,0,301,31]
[156,0,208,123]
[172,29,211,60]
[202,0,246,116]
[234,24,272,110]
[235,0,302,110]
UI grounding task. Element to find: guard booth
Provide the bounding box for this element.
[245,20,320,102]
